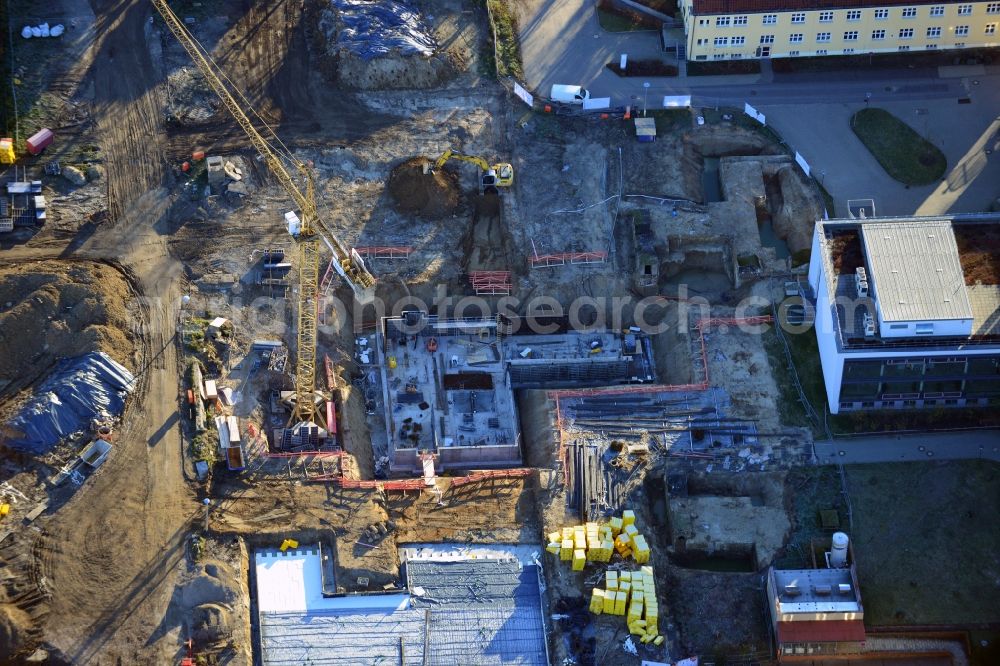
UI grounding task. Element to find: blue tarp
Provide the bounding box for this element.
[331,0,437,61]
[5,352,136,454]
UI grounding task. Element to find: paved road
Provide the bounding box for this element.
[815,430,1000,464]
[515,0,1000,216]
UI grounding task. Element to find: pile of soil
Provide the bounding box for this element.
[0,603,34,662]
[387,157,460,220]
[0,261,137,402]
[955,225,1000,285]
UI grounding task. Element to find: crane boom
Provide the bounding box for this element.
[152,0,375,424]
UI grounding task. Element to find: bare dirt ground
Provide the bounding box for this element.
[0,0,832,662]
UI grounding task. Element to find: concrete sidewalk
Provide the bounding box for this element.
[815,430,1000,464]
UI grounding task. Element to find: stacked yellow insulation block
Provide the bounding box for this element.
[546,522,615,566]
[587,564,664,646]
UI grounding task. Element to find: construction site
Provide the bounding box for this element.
[0,0,997,665]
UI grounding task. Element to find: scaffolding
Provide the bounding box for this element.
[469,271,512,295]
[530,251,608,268]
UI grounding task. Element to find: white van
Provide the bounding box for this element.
[550,84,591,105]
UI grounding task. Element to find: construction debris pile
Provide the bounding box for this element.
[329,0,437,60]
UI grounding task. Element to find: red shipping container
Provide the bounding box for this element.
[26,128,54,155]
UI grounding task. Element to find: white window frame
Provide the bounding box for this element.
[760,34,775,44]
[819,11,833,22]
[817,32,831,42]
[732,36,746,45]
[789,33,804,43]
[872,29,886,40]
[846,10,862,21]
[874,8,888,19]
[929,6,944,16]
[714,36,729,46]
[791,12,805,23]
[958,4,972,16]
[763,14,777,24]
[955,25,969,36]
[716,16,731,27]
[844,30,859,41]
[733,15,748,25]
[902,7,917,18]
[987,23,997,34]
[988,2,1000,14]
[900,28,914,39]
[926,26,941,38]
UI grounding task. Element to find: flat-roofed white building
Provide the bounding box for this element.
[807,213,1000,414]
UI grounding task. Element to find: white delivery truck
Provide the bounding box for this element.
[549,84,591,105]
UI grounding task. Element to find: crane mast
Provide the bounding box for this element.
[151,0,375,425]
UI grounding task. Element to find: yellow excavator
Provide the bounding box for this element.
[431,149,513,193]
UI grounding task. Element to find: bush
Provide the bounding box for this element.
[606,59,678,77]
[596,0,662,32]
[686,60,761,76]
[485,0,523,79]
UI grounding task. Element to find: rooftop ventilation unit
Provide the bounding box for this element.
[838,583,852,594]
[784,585,802,597]
[814,585,832,595]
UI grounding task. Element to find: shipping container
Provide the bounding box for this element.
[26,128,54,155]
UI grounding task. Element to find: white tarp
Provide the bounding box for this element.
[513,82,534,108]
[662,95,692,108]
[795,151,811,177]
[583,96,612,110]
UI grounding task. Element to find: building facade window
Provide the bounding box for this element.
[955,41,966,46]
[817,49,828,54]
[697,38,708,45]
[819,11,834,22]
[987,23,997,34]
[902,7,917,18]
[958,4,972,14]
[760,34,775,43]
[791,12,805,23]
[714,36,729,46]
[790,33,803,42]
[843,47,855,53]
[927,26,941,37]
[955,25,970,35]
[789,50,800,56]
[872,29,886,39]
[899,44,911,50]
[846,10,862,20]
[716,16,730,26]
[732,36,746,45]
[733,15,748,25]
[817,32,831,42]
[844,30,859,40]
[763,14,777,24]
[875,8,889,19]
[929,6,945,16]
[926,43,938,48]
[699,18,709,25]
[900,28,914,38]
[988,2,1000,14]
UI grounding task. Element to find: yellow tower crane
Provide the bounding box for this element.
[151,0,376,426]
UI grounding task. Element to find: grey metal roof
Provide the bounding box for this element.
[258,558,548,666]
[860,221,972,323]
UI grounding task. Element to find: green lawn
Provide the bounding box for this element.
[850,107,947,186]
[783,462,1000,633]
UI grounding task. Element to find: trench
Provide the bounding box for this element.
[757,174,791,260]
[700,156,723,203]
